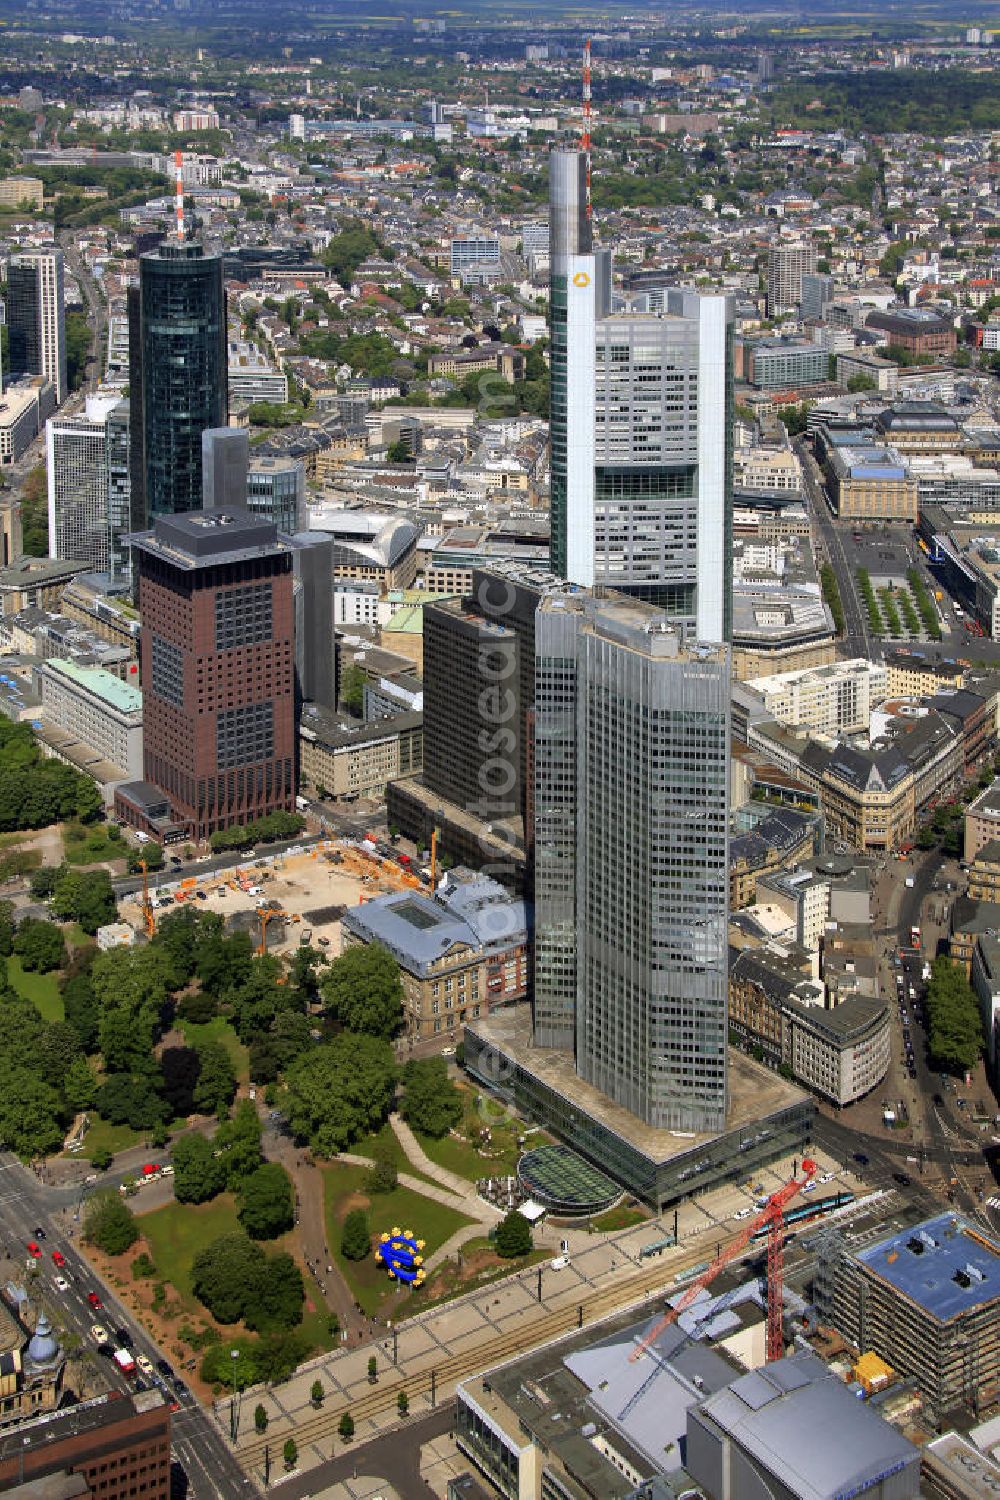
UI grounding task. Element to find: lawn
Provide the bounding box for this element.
[323,1161,474,1316]
[591,1204,647,1232]
[62,823,128,867]
[179,1017,250,1085]
[7,955,64,1021]
[415,1088,523,1182]
[137,1195,242,1306]
[71,1114,143,1161]
[350,1122,439,1187]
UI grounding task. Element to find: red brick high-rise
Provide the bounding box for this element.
[122,509,295,842]
[0,1389,171,1499]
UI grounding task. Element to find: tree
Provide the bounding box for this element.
[97,1073,168,1130]
[397,1390,408,1416]
[367,1354,377,1384]
[340,1208,370,1261]
[339,663,366,716]
[63,971,99,1052]
[320,943,404,1039]
[283,1034,397,1155]
[51,868,117,934]
[127,842,164,875]
[29,866,60,899]
[13,919,66,973]
[90,1145,113,1172]
[254,1404,268,1434]
[192,1234,303,1331]
[365,1139,398,1194]
[925,957,983,1073]
[238,1162,294,1239]
[400,1057,463,1139]
[159,1046,202,1116]
[283,1438,298,1470]
[0,1066,63,1158]
[310,1378,324,1408]
[494,1210,533,1259]
[83,1191,138,1255]
[214,1099,264,1187]
[0,901,14,958]
[338,1412,354,1442]
[63,1054,97,1112]
[172,1131,226,1204]
[192,1038,237,1116]
[386,438,413,463]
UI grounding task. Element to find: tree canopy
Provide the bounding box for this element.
[172,1131,226,1204]
[0,718,101,831]
[192,1232,304,1331]
[926,957,983,1073]
[282,1034,397,1155]
[238,1162,295,1240]
[320,943,404,1039]
[84,1191,139,1255]
[400,1057,463,1139]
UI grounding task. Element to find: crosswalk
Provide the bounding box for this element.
[986,1197,1000,1211]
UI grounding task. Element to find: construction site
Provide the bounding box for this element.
[121,835,438,957]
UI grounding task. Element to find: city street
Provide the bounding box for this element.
[795,434,877,660]
[0,1153,257,1499]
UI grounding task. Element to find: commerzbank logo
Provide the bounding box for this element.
[573,271,591,288]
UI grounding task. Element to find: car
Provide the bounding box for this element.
[733,1207,753,1220]
[32,1227,46,1241]
[53,1276,70,1292]
[893,1172,912,1186]
[853,1153,869,1166]
[802,1180,816,1193]
[116,1327,133,1347]
[26,1242,41,1258]
[318,935,331,947]
[90,1324,110,1345]
[156,1359,174,1379]
[818,1172,834,1185]
[196,890,207,901]
[51,1250,65,1267]
[87,1291,103,1309]
[550,1255,570,1270]
[908,1066,918,1078]
[136,1354,154,1377]
[172,1378,187,1396]
[141,1163,160,1178]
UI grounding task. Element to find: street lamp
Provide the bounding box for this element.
[230,1351,241,1443]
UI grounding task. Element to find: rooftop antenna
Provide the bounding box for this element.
[174,148,185,242]
[582,37,592,218]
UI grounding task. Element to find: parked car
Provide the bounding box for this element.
[87,1291,103,1309]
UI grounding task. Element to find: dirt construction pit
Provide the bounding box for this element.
[120,845,405,957]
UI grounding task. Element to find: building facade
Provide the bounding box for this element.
[0,1390,171,1500]
[45,394,131,576]
[533,591,731,1132]
[124,510,294,840]
[767,240,817,316]
[128,242,228,526]
[37,657,143,780]
[6,248,67,406]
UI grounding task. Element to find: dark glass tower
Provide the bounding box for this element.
[128,242,228,525]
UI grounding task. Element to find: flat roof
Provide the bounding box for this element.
[43,657,142,716]
[857,1212,1000,1323]
[468,1005,807,1166]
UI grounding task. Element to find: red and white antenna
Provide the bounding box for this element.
[581,38,593,218]
[175,148,185,242]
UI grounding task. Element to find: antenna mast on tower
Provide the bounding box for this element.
[582,37,592,218]
[174,148,185,242]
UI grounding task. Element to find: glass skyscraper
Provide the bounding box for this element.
[533,591,731,1132]
[7,248,67,405]
[548,150,734,643]
[128,242,227,525]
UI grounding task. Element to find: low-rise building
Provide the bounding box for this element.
[835,349,900,394]
[729,806,821,909]
[341,869,529,1042]
[36,657,143,782]
[0,176,44,209]
[965,777,1000,861]
[733,444,803,493]
[427,344,525,385]
[298,704,423,800]
[866,308,957,357]
[816,426,917,522]
[746,338,829,391]
[971,933,1000,1095]
[747,658,888,737]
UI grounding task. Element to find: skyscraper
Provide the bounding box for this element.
[767,240,818,317]
[533,591,730,1131]
[548,149,734,642]
[123,510,295,841]
[128,242,227,526]
[45,394,131,577]
[6,248,67,405]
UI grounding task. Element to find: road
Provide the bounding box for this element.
[60,231,106,394]
[795,435,878,660]
[0,1153,256,1500]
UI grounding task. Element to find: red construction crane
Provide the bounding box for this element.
[629,1157,817,1367]
[139,858,155,941]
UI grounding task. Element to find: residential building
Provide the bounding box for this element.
[45,395,131,576]
[173,108,219,131]
[449,235,501,280]
[227,340,289,410]
[968,839,1000,903]
[548,148,733,641]
[118,510,295,841]
[729,806,822,909]
[0,1389,171,1499]
[747,338,829,391]
[801,270,835,322]
[341,870,528,1041]
[971,933,1000,1094]
[965,777,1000,860]
[767,240,817,316]
[298,703,422,799]
[128,241,228,526]
[37,657,143,781]
[6,248,66,405]
[0,176,44,209]
[532,590,730,1132]
[426,344,524,385]
[733,444,803,493]
[817,1213,1000,1423]
[0,381,50,465]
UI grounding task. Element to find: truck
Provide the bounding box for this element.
[113,1348,135,1374]
[295,796,309,811]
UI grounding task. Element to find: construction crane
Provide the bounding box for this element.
[429,827,439,889]
[256,904,284,956]
[629,1157,817,1368]
[138,858,155,941]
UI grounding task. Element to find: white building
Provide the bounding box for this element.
[46,394,130,576]
[747,658,889,736]
[733,444,803,493]
[227,341,289,409]
[37,656,143,780]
